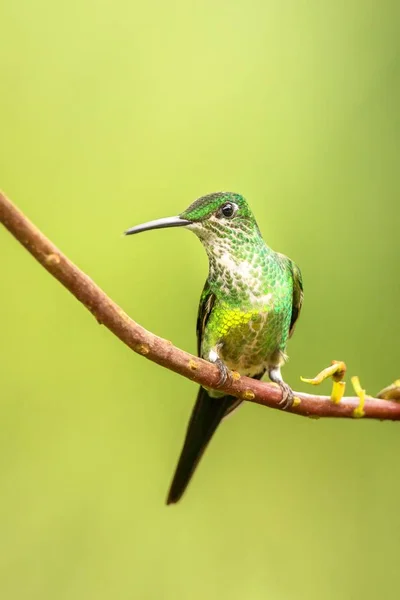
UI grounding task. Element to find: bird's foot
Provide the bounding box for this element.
[268,367,294,410]
[301,360,347,404]
[277,381,294,410]
[215,358,232,388]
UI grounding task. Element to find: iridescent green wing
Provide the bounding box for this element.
[196,282,216,356]
[288,260,304,337]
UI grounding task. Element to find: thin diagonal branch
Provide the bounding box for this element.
[1,190,399,420]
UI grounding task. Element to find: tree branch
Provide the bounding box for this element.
[1,191,399,420]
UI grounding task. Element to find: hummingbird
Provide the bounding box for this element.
[125,192,303,504]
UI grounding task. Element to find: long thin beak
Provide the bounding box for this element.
[124,216,192,236]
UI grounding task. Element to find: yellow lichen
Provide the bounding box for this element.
[292,396,301,407]
[351,376,366,418]
[242,389,255,400]
[352,406,365,418]
[331,380,346,404]
[136,344,150,355]
[45,253,60,266]
[188,359,198,370]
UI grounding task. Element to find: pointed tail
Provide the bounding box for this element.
[166,387,240,505]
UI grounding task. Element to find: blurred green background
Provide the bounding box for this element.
[1,0,400,598]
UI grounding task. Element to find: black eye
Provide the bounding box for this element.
[221,202,235,218]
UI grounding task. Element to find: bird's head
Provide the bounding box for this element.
[124,192,260,244]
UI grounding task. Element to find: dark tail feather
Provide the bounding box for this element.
[166,387,240,505]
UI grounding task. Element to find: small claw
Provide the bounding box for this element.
[215,358,232,388]
[277,381,294,410]
[351,376,366,418]
[268,367,294,410]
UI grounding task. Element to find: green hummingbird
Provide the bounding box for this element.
[125,192,303,504]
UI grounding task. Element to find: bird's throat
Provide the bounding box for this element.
[205,237,275,305]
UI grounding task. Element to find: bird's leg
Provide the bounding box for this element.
[301,360,347,404]
[268,367,294,410]
[208,349,232,388]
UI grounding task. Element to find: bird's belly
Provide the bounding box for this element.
[204,304,289,376]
